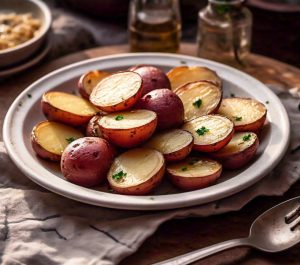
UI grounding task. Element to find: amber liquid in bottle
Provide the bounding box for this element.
[129,9,181,53]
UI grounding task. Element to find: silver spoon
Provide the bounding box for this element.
[153,196,300,265]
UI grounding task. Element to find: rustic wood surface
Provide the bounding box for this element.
[1,43,300,265]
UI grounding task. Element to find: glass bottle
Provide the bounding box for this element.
[128,0,181,53]
[197,0,252,67]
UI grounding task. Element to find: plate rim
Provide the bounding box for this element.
[3,53,290,210]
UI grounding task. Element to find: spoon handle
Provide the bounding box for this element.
[152,238,250,265]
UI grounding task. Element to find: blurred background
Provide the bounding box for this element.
[45,0,300,67]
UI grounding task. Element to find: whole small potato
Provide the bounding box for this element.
[136,89,184,130]
[129,65,171,95]
[61,137,114,187]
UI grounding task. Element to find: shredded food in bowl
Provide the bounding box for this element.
[0,13,41,51]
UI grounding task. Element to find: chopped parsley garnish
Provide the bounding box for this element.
[234,116,242,121]
[112,170,127,181]
[230,93,235,98]
[265,101,269,104]
[242,134,251,141]
[115,115,124,121]
[193,98,202,108]
[181,166,188,171]
[27,94,32,98]
[196,126,209,136]
[66,137,76,144]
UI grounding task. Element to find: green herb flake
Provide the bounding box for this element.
[196,126,209,136]
[115,115,124,121]
[242,134,251,141]
[108,189,114,193]
[193,98,202,108]
[112,170,127,181]
[66,137,76,144]
[230,93,235,98]
[181,166,188,171]
[234,116,242,121]
[27,94,32,98]
[265,101,269,104]
[180,60,187,65]
[215,4,231,15]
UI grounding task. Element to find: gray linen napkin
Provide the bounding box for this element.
[0,86,299,265]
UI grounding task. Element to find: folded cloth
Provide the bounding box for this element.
[0,86,299,265]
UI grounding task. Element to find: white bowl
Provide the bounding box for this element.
[0,0,52,69]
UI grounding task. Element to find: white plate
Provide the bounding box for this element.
[3,53,290,210]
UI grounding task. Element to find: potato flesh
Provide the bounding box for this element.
[83,71,110,95]
[218,98,266,126]
[175,82,221,121]
[145,129,193,154]
[167,66,221,90]
[108,148,164,188]
[90,72,141,107]
[35,122,83,155]
[99,109,156,129]
[183,115,233,145]
[44,92,98,116]
[213,132,257,156]
[167,157,221,178]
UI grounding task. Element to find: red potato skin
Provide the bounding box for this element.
[193,128,235,153]
[234,113,267,133]
[110,163,166,195]
[211,137,259,169]
[61,137,115,187]
[90,71,143,113]
[99,117,158,148]
[129,65,171,95]
[41,97,95,127]
[31,125,61,162]
[164,140,194,162]
[167,167,222,191]
[135,89,184,131]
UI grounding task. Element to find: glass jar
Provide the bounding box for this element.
[197,0,252,67]
[128,0,181,53]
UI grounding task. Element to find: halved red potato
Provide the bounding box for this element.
[89,71,143,112]
[167,157,222,190]
[210,132,259,169]
[85,115,103,137]
[167,66,221,90]
[129,65,171,95]
[175,81,222,121]
[61,137,115,187]
[217,98,267,132]
[182,115,234,152]
[31,121,84,162]
[107,148,165,195]
[78,70,110,99]
[144,129,193,161]
[98,109,157,148]
[42,91,99,126]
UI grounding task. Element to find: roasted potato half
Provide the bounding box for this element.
[61,137,115,187]
[129,65,171,95]
[217,98,267,132]
[90,71,143,112]
[167,66,221,90]
[78,70,110,99]
[107,148,165,195]
[210,132,259,169]
[145,129,193,161]
[98,109,157,148]
[175,81,222,121]
[182,115,234,152]
[42,91,99,126]
[167,157,222,190]
[31,121,84,162]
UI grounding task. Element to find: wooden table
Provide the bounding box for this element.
[1,43,300,265]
